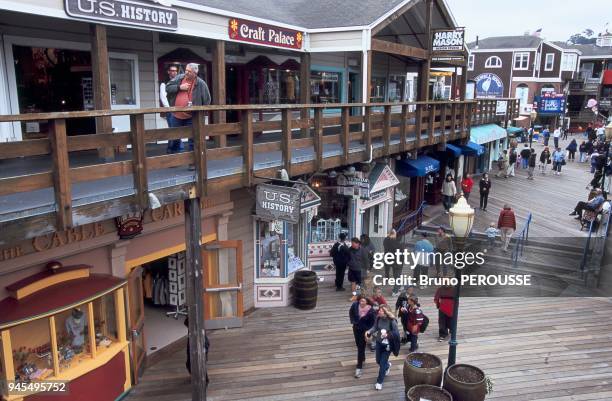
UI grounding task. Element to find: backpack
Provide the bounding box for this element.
[330,242,350,266]
[419,314,430,333]
[390,320,401,356]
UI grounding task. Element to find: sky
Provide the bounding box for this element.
[446,0,611,43]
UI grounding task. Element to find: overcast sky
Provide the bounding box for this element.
[446,0,611,43]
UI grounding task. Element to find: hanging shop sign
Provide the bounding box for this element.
[115,213,144,239]
[474,73,504,98]
[64,0,178,31]
[495,100,508,115]
[256,184,302,224]
[432,28,465,52]
[229,18,303,50]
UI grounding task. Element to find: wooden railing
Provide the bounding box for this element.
[0,99,518,242]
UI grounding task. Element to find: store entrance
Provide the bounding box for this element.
[363,203,385,238]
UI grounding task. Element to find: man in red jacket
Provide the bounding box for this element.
[497,204,517,252]
[434,285,455,342]
[461,174,474,201]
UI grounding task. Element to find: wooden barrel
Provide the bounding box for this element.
[443,364,486,401]
[407,385,453,401]
[403,352,443,393]
[293,270,318,310]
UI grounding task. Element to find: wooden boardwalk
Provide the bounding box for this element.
[427,135,596,238]
[126,286,612,401]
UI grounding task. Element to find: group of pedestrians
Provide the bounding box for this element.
[441,172,491,212]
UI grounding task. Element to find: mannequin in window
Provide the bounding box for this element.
[65,308,86,353]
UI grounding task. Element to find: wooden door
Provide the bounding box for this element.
[127,266,146,383]
[202,240,244,330]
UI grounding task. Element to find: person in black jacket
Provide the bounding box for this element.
[507,148,517,177]
[349,295,376,379]
[348,238,369,295]
[527,149,537,180]
[383,229,402,296]
[330,233,350,291]
[520,144,531,169]
[579,141,587,163]
[479,173,491,211]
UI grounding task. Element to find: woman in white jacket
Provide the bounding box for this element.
[441,174,457,214]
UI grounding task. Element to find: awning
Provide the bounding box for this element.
[396,155,440,177]
[470,123,507,145]
[445,143,462,157]
[513,116,529,121]
[507,126,524,137]
[461,141,485,156]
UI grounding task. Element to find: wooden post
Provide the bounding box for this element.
[459,66,467,100]
[242,110,254,186]
[418,0,433,102]
[87,302,97,358]
[400,104,408,152]
[364,106,372,157]
[428,104,436,145]
[299,53,311,138]
[315,108,325,170]
[450,103,457,139]
[383,105,391,155]
[130,114,148,209]
[364,50,372,103]
[50,119,73,230]
[48,317,60,377]
[415,104,423,151]
[1,330,14,383]
[192,111,208,197]
[184,197,207,401]
[212,40,226,148]
[281,108,292,177]
[440,103,447,142]
[90,24,114,160]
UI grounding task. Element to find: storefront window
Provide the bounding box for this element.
[286,223,304,275]
[370,77,386,103]
[311,180,350,242]
[258,221,283,277]
[388,75,406,102]
[54,306,92,372]
[92,293,118,351]
[109,58,136,106]
[9,319,54,382]
[394,176,411,216]
[248,68,300,104]
[311,71,341,103]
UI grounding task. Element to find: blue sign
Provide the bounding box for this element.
[534,95,566,114]
[474,73,504,98]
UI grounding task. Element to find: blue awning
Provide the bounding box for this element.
[445,143,462,157]
[461,141,485,156]
[470,124,507,145]
[396,155,440,177]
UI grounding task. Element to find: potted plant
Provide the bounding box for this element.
[407,384,453,401]
[443,363,491,401]
[403,352,444,393]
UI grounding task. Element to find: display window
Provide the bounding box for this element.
[311,71,342,104]
[388,75,406,102]
[8,319,54,382]
[370,77,386,103]
[310,179,350,243]
[248,68,300,104]
[258,220,284,277]
[110,57,137,106]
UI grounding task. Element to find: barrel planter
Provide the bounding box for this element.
[403,352,443,392]
[443,364,487,401]
[293,270,318,310]
[407,385,453,401]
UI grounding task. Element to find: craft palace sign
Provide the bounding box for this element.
[64,0,178,31]
[256,184,302,224]
[432,28,465,52]
[229,18,303,50]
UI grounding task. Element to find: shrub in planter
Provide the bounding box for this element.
[443,364,489,401]
[407,384,453,401]
[403,352,443,393]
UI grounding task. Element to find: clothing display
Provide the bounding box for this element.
[143,259,171,306]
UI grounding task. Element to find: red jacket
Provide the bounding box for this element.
[497,208,517,230]
[461,177,474,194]
[369,295,387,306]
[434,286,455,317]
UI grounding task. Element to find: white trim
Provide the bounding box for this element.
[484,56,502,68]
[544,41,564,52]
[309,46,364,53]
[470,47,538,53]
[0,35,15,141]
[544,53,554,71]
[579,55,612,60]
[511,77,561,82]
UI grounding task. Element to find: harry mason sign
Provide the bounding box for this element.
[65,0,178,31]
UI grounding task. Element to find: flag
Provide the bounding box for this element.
[533,28,542,37]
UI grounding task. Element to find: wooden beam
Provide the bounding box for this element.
[50,119,73,230]
[300,53,311,138]
[370,38,428,60]
[192,111,208,197]
[242,110,254,186]
[383,105,391,155]
[281,109,292,177]
[415,104,423,150]
[315,108,324,170]
[48,316,60,377]
[400,104,407,152]
[90,24,114,160]
[130,114,148,209]
[371,0,420,35]
[428,104,436,145]
[450,103,457,139]
[364,106,372,157]
[440,103,447,143]
[212,40,226,148]
[418,61,431,101]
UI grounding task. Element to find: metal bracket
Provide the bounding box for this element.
[204,283,242,292]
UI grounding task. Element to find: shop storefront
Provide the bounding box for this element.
[307,164,399,277]
[467,123,508,174]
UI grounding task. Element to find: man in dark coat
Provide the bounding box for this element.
[383,229,402,296]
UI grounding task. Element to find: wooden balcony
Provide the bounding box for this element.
[0,99,518,245]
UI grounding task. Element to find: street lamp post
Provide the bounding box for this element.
[447,195,475,368]
[529,110,537,148]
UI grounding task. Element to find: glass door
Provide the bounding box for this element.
[202,241,244,330]
[127,267,146,383]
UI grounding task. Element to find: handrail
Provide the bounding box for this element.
[395,201,427,236]
[580,208,611,274]
[511,212,532,268]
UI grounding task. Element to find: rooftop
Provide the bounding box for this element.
[468,35,542,50]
